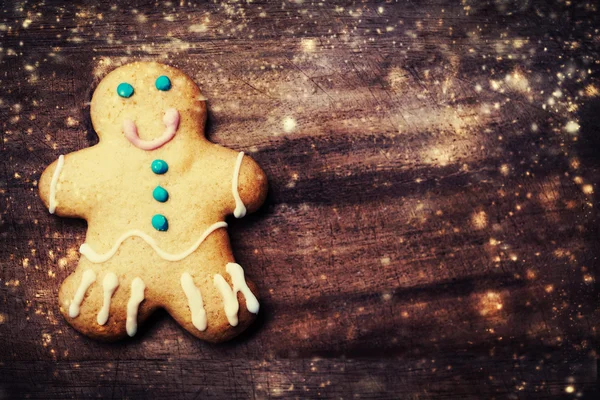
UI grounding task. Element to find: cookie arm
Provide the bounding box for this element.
[39,152,91,218]
[233,153,268,217]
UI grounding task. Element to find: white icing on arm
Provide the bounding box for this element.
[180,273,207,331]
[126,277,145,337]
[49,155,65,214]
[97,272,119,325]
[69,269,96,318]
[232,151,247,218]
[214,262,259,327]
[80,221,227,263]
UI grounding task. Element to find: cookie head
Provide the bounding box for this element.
[90,62,207,148]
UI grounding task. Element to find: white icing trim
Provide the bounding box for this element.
[97,272,119,325]
[49,155,65,214]
[68,269,96,318]
[80,221,228,263]
[232,151,247,218]
[180,272,207,331]
[227,262,260,314]
[214,274,239,326]
[126,277,145,337]
[213,263,259,327]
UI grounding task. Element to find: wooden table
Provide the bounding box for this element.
[1,1,599,398]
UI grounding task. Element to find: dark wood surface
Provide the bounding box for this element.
[1,0,599,398]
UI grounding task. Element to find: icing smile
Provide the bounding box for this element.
[123,108,180,150]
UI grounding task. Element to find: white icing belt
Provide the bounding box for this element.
[80,221,228,263]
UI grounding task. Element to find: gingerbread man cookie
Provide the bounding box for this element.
[39,62,268,342]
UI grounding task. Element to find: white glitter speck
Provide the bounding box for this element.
[282,117,297,133]
[565,121,580,134]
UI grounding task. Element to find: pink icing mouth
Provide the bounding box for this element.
[123,108,180,150]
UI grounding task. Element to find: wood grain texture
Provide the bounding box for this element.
[1,0,599,398]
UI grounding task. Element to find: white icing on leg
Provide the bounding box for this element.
[180,273,207,331]
[126,277,145,337]
[49,154,65,214]
[213,263,259,327]
[232,151,247,218]
[97,272,119,325]
[80,221,228,263]
[227,262,260,314]
[213,274,239,326]
[68,269,96,318]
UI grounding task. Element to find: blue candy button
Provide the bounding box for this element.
[117,82,134,98]
[152,214,168,231]
[155,75,171,91]
[151,159,168,174]
[153,186,169,203]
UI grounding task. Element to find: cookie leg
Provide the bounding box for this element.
[59,269,154,341]
[163,266,259,343]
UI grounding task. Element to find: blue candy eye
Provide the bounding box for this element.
[155,75,171,91]
[117,82,134,98]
